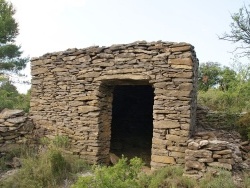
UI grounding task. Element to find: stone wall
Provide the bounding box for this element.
[196,105,240,130]
[0,109,34,151]
[30,41,199,168]
[184,131,249,179]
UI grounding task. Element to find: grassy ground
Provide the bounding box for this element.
[0,136,249,188]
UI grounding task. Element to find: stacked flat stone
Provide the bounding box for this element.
[196,105,240,130]
[185,132,238,179]
[30,41,199,168]
[0,109,34,145]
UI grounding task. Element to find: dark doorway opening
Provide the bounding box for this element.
[110,85,154,165]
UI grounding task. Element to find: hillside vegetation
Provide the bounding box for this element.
[1,136,249,188]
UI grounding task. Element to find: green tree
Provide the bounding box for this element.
[219,4,250,57]
[219,66,237,91]
[0,80,30,111]
[0,80,19,110]
[198,62,222,91]
[0,0,28,81]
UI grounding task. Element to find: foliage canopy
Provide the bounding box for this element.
[219,4,250,57]
[0,0,28,81]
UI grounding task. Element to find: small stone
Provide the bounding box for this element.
[218,158,234,164]
[7,117,26,124]
[0,109,24,119]
[169,58,193,66]
[154,120,180,129]
[188,141,200,150]
[198,158,214,163]
[213,149,232,155]
[109,153,119,165]
[185,160,205,170]
[213,154,222,159]
[199,140,209,147]
[151,155,176,164]
[185,149,212,158]
[207,162,232,170]
[78,106,99,113]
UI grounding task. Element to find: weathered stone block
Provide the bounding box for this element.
[151,155,176,164]
[154,120,180,129]
[185,149,212,158]
[170,46,191,52]
[166,135,188,143]
[0,109,24,119]
[7,117,26,124]
[198,158,214,163]
[185,160,205,170]
[169,58,193,66]
[188,141,200,150]
[207,162,232,170]
[32,67,48,75]
[171,65,192,69]
[78,106,99,113]
[213,149,232,155]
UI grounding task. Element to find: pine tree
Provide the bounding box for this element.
[0,0,28,80]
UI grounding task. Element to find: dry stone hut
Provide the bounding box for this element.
[30,41,199,169]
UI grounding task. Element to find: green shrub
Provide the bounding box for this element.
[52,135,70,148]
[143,166,196,188]
[199,170,235,188]
[72,162,197,188]
[49,150,71,181]
[0,82,30,112]
[198,87,250,113]
[242,172,250,188]
[0,144,37,171]
[0,136,89,188]
[237,112,250,140]
[72,156,144,188]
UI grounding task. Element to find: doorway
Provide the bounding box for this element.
[110,85,154,165]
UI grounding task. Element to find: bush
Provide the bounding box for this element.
[142,166,196,188]
[237,112,250,140]
[198,89,245,113]
[0,144,36,172]
[73,161,197,188]
[0,82,30,112]
[243,172,250,188]
[0,136,89,188]
[199,170,235,188]
[72,156,144,188]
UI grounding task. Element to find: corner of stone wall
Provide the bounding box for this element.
[151,43,199,169]
[184,132,233,179]
[0,109,36,155]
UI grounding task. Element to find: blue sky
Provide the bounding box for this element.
[9,0,248,92]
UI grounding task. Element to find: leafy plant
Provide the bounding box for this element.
[199,170,235,188]
[72,156,144,188]
[52,135,70,148]
[242,172,250,188]
[236,112,250,140]
[219,4,250,57]
[0,81,30,112]
[0,136,89,188]
[0,0,29,82]
[141,165,196,188]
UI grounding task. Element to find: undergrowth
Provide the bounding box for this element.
[72,159,245,188]
[0,135,90,188]
[1,135,249,188]
[237,112,250,140]
[199,170,235,188]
